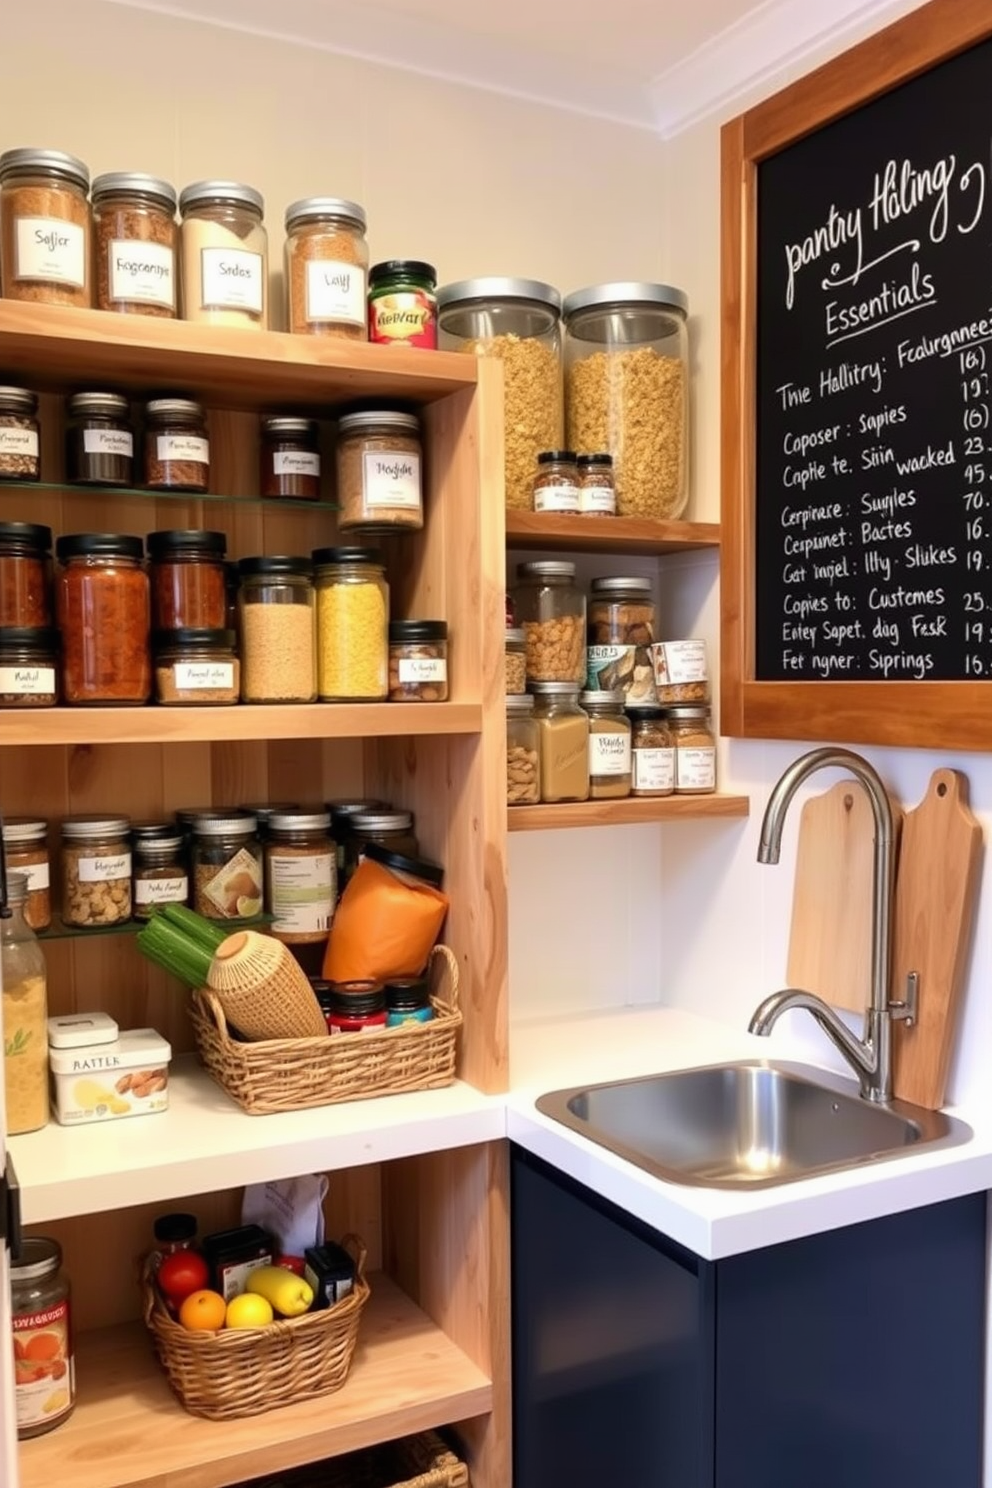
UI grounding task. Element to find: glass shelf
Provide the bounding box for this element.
[0,481,340,513]
[38,912,272,942]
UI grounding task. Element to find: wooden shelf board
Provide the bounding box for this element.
[0,301,477,410]
[508,794,750,831]
[505,510,721,555]
[20,1275,492,1488]
[0,700,481,747]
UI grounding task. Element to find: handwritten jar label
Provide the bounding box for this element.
[273,450,320,477]
[157,434,209,464]
[108,239,175,309]
[83,428,134,457]
[362,450,422,510]
[199,247,263,314]
[0,666,55,696]
[15,217,86,287]
[305,259,366,326]
[78,852,131,883]
[0,428,39,457]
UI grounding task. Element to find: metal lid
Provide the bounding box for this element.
[2,817,47,843]
[240,802,300,822]
[312,546,382,568]
[666,704,712,719]
[506,693,535,712]
[192,814,258,836]
[0,387,37,414]
[61,814,130,838]
[528,681,582,695]
[0,627,57,651]
[10,1235,62,1282]
[515,560,576,582]
[350,810,414,832]
[505,627,525,644]
[261,416,317,437]
[146,528,226,557]
[580,689,626,708]
[56,533,143,561]
[179,179,264,216]
[174,806,220,827]
[328,983,385,1017]
[134,833,184,854]
[0,147,88,190]
[577,452,613,468]
[0,521,52,550]
[238,555,313,578]
[327,799,387,824]
[537,450,577,464]
[388,620,447,643]
[67,392,130,418]
[625,704,666,719]
[369,259,436,285]
[6,870,28,906]
[590,576,653,596]
[91,172,177,212]
[437,277,561,312]
[285,195,366,231]
[563,282,689,318]
[152,627,236,649]
[363,841,444,886]
[383,974,430,1008]
[145,397,204,421]
[267,810,332,833]
[130,820,177,840]
[336,410,420,438]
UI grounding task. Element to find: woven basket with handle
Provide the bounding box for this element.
[246,1429,470,1487]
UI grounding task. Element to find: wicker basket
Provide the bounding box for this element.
[190,944,462,1115]
[142,1235,370,1420]
[246,1430,470,1488]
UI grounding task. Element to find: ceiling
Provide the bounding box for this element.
[106,0,911,135]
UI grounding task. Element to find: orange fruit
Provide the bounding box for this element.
[24,1332,61,1362]
[178,1289,227,1331]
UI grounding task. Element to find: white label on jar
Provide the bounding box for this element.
[78,852,131,883]
[174,662,235,690]
[362,450,422,510]
[398,657,447,684]
[676,746,716,791]
[199,247,263,314]
[633,746,675,793]
[108,238,175,309]
[0,428,38,457]
[273,450,320,477]
[269,852,335,934]
[83,428,134,457]
[580,483,616,515]
[534,482,580,513]
[12,859,50,892]
[0,666,54,695]
[156,434,209,464]
[135,874,189,906]
[15,216,86,287]
[589,731,632,776]
[304,259,366,326]
[653,637,708,686]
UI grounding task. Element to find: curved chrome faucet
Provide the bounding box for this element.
[748,746,915,1103]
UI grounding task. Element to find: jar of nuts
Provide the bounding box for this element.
[506,694,540,806]
[512,560,586,685]
[388,620,448,701]
[61,815,132,928]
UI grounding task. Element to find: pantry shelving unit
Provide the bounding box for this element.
[1,303,510,1488]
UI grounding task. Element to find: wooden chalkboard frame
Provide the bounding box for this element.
[720,0,992,751]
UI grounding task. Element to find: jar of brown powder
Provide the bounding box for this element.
[144,399,210,492]
[285,197,369,339]
[92,172,178,318]
[0,148,92,308]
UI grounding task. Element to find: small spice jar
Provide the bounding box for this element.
[668,704,717,795]
[384,975,433,1025]
[368,260,437,348]
[132,832,188,920]
[314,547,389,701]
[627,705,675,797]
[505,627,526,694]
[55,533,150,704]
[587,575,656,704]
[265,809,336,946]
[577,452,616,515]
[0,147,92,308]
[336,410,423,533]
[0,387,41,482]
[179,180,267,328]
[388,620,448,701]
[191,813,263,920]
[506,694,540,806]
[92,172,178,317]
[61,815,132,927]
[344,809,418,882]
[153,628,240,705]
[581,689,632,799]
[651,637,710,704]
[147,528,227,630]
[327,981,387,1032]
[285,197,369,339]
[239,557,316,703]
[12,1236,75,1439]
[144,398,210,492]
[531,682,590,804]
[513,560,586,684]
[65,392,135,486]
[2,817,51,930]
[0,628,58,708]
[239,803,300,841]
[0,521,52,628]
[260,417,321,501]
[532,450,579,514]
[328,798,389,880]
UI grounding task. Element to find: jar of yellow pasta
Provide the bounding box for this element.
[2,869,49,1135]
[314,546,389,701]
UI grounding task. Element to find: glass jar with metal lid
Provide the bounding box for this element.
[264,809,336,946]
[505,627,526,694]
[285,196,369,339]
[0,628,58,708]
[327,798,389,879]
[586,575,656,705]
[627,705,675,797]
[531,682,589,804]
[580,689,631,800]
[2,817,51,930]
[344,809,418,882]
[12,1236,75,1438]
[179,180,267,328]
[0,147,92,307]
[0,522,52,628]
[147,528,227,630]
[512,560,585,685]
[61,814,132,927]
[191,813,263,920]
[336,410,423,532]
[368,259,437,348]
[92,172,178,317]
[506,693,539,805]
[153,628,240,705]
[55,534,150,704]
[144,398,210,492]
[388,619,448,701]
[564,283,689,520]
[65,392,134,486]
[260,417,321,501]
[133,832,188,920]
[577,452,615,515]
[239,556,316,702]
[532,450,579,514]
[437,278,563,510]
[668,703,717,795]
[314,546,389,700]
[0,387,40,482]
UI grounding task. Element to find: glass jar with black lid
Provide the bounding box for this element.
[0,522,52,628]
[147,528,227,631]
[260,417,321,500]
[66,393,134,486]
[0,628,58,707]
[343,808,417,883]
[368,260,437,348]
[0,387,40,482]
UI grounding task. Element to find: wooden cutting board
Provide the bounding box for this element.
[891,769,983,1109]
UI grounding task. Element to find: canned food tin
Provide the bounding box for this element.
[12,1237,75,1438]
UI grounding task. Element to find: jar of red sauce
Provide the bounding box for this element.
[55,533,151,704]
[146,529,227,631]
[0,522,52,629]
[327,980,386,1032]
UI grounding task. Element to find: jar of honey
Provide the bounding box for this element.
[55,534,151,704]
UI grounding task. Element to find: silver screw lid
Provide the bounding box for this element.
[285,196,366,232]
[92,172,177,212]
[0,148,89,191]
[179,180,264,216]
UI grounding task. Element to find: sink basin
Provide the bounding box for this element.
[535,1060,972,1189]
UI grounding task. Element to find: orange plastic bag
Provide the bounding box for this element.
[322,857,449,984]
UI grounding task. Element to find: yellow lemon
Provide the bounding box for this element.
[236,895,262,918]
[225,1292,273,1329]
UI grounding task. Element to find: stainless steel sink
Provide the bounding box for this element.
[535,1060,972,1189]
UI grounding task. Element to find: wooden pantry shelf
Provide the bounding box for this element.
[19,1274,492,1488]
[0,301,477,410]
[508,794,750,831]
[505,510,721,555]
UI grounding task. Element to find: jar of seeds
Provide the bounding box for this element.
[0,388,40,482]
[239,556,316,702]
[132,833,188,919]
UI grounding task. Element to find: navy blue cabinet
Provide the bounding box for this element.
[511,1145,986,1488]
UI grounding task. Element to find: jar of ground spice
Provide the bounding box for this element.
[532,451,579,514]
[55,533,151,705]
[336,410,423,533]
[238,556,316,703]
[627,705,675,797]
[2,818,51,931]
[191,813,263,920]
[0,147,92,308]
[147,529,227,630]
[144,399,210,492]
[179,180,267,328]
[0,388,40,482]
[91,172,178,318]
[0,522,52,629]
[668,704,717,795]
[65,393,135,486]
[314,547,389,701]
[153,628,240,705]
[132,833,188,920]
[264,809,336,946]
[0,629,58,708]
[531,682,590,804]
[260,417,321,501]
[580,689,631,800]
[285,197,369,339]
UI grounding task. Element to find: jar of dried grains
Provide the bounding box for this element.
[285,197,369,339]
[586,575,656,705]
[179,180,267,328]
[2,818,51,931]
[60,815,132,927]
[191,813,263,919]
[55,534,151,704]
[580,689,631,800]
[264,809,336,946]
[0,147,92,308]
[314,547,388,701]
[132,833,188,920]
[0,387,40,482]
[65,393,135,486]
[335,410,423,532]
[238,557,316,703]
[512,560,585,685]
[91,172,178,317]
[531,682,589,804]
[437,278,563,510]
